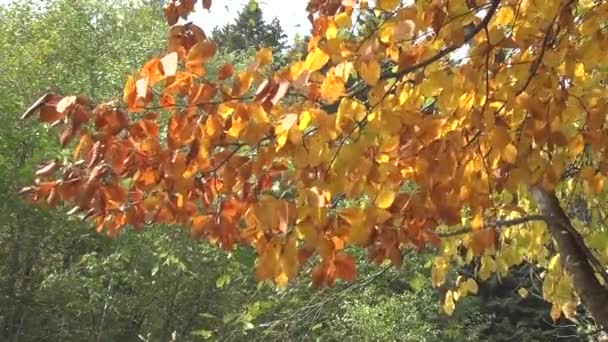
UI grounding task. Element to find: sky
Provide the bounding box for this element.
[190,0,311,42]
[0,0,312,42]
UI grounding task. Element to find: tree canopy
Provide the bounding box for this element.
[18,0,608,331]
[211,0,288,54]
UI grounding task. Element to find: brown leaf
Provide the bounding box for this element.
[254,79,273,102]
[164,2,179,26]
[334,253,357,281]
[60,125,77,147]
[21,93,60,120]
[178,0,194,18]
[269,79,290,105]
[35,160,60,178]
[56,95,77,113]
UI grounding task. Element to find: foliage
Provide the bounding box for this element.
[16,0,608,336]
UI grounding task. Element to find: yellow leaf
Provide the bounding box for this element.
[256,47,273,66]
[490,126,511,150]
[227,117,246,138]
[518,287,529,298]
[296,220,319,246]
[347,222,372,246]
[299,111,312,131]
[432,257,448,287]
[325,20,338,39]
[255,239,281,281]
[465,278,479,295]
[495,6,514,25]
[334,61,353,80]
[479,255,496,281]
[549,254,561,271]
[375,189,395,209]
[471,211,483,230]
[443,290,456,316]
[358,58,381,86]
[567,134,585,157]
[503,143,518,164]
[334,12,352,29]
[305,48,329,72]
[377,0,399,11]
[550,304,562,321]
[320,71,345,103]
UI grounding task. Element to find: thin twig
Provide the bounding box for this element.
[438,214,546,238]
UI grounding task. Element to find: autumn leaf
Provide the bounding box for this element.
[186,40,216,75]
[304,47,329,72]
[375,189,395,209]
[358,58,380,86]
[218,63,234,80]
[256,47,273,66]
[161,52,178,77]
[320,71,344,103]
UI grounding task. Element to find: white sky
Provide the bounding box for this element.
[190,0,311,42]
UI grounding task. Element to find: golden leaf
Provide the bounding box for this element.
[256,47,273,66]
[334,12,352,29]
[377,0,399,11]
[375,189,395,209]
[305,47,329,72]
[358,58,381,86]
[320,71,345,103]
[502,143,518,164]
[443,290,456,316]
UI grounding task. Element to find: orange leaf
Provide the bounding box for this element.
[186,40,216,75]
[123,75,137,109]
[141,58,164,83]
[161,52,178,77]
[218,63,234,80]
[191,215,212,239]
[470,229,496,255]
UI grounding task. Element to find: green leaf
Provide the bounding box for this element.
[407,273,426,292]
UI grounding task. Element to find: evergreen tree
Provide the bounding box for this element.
[211,0,287,54]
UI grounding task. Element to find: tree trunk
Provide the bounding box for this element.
[531,186,608,328]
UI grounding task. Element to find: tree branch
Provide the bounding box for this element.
[438,214,546,238]
[381,0,501,80]
[531,186,608,329]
